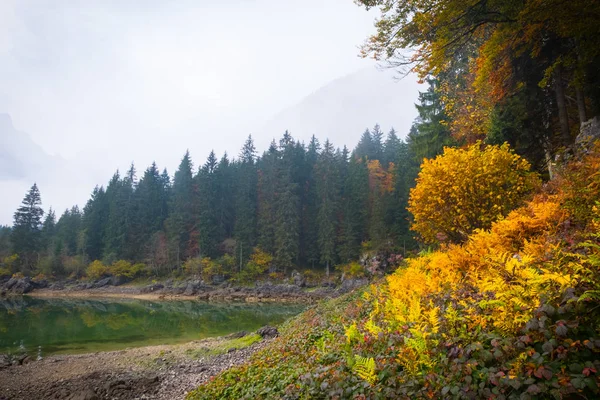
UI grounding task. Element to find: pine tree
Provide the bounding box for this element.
[135,162,168,258]
[234,136,258,264]
[302,135,321,267]
[257,141,278,254]
[273,132,301,272]
[197,150,222,258]
[409,78,454,162]
[103,171,132,262]
[11,183,44,271]
[338,158,369,262]
[371,123,384,160]
[40,208,56,253]
[82,186,108,262]
[56,206,83,257]
[383,127,401,166]
[315,139,340,276]
[355,128,374,160]
[165,151,197,265]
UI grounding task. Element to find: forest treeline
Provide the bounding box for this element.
[1,120,436,279]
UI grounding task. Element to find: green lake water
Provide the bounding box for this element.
[0,297,305,356]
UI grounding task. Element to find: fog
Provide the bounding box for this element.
[0,0,421,225]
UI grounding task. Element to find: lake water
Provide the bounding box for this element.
[0,296,305,356]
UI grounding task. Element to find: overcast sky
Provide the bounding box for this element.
[0,0,420,225]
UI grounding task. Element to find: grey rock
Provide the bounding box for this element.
[93,277,111,288]
[110,275,129,286]
[291,270,306,287]
[257,325,278,338]
[0,354,11,369]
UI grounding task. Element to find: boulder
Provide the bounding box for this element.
[31,279,49,289]
[93,277,112,288]
[4,277,17,290]
[338,278,369,294]
[291,270,306,287]
[110,275,129,286]
[49,282,65,291]
[11,277,33,294]
[0,354,11,369]
[257,325,279,338]
[141,283,164,293]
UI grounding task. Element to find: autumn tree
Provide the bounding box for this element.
[408,143,539,243]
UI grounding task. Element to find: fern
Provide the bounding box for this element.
[352,355,376,385]
[578,290,600,302]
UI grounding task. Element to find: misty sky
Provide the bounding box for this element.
[0,0,421,225]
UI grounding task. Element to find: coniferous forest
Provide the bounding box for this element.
[1,118,438,280]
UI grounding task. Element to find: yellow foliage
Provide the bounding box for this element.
[366,143,600,355]
[408,143,540,243]
[352,355,377,385]
[86,260,109,280]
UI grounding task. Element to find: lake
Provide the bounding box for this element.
[0,296,305,356]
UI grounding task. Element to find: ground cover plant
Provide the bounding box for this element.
[188,142,600,399]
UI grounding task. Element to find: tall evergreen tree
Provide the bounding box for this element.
[197,150,222,258]
[257,141,278,254]
[338,158,369,262]
[135,162,168,258]
[371,123,384,160]
[315,140,340,276]
[234,136,258,263]
[409,78,454,162]
[354,128,374,160]
[165,151,197,265]
[273,132,301,272]
[82,186,108,261]
[383,127,401,166]
[302,135,321,267]
[11,183,44,271]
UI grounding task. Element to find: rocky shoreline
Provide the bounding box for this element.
[0,274,368,303]
[0,326,282,400]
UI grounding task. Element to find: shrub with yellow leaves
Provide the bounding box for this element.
[408,143,540,243]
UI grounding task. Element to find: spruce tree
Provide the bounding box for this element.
[338,157,369,262]
[383,127,401,166]
[165,151,197,265]
[82,186,108,262]
[257,141,278,254]
[302,135,321,267]
[315,139,340,276]
[11,183,44,271]
[354,128,374,160]
[273,132,301,272]
[409,78,454,162]
[371,123,384,160]
[197,150,222,258]
[234,135,258,264]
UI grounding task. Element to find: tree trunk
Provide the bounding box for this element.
[554,64,571,145]
[576,86,587,125]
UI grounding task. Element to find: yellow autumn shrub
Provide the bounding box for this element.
[408,143,540,243]
[86,260,109,280]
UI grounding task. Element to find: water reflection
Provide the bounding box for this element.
[0,296,304,355]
